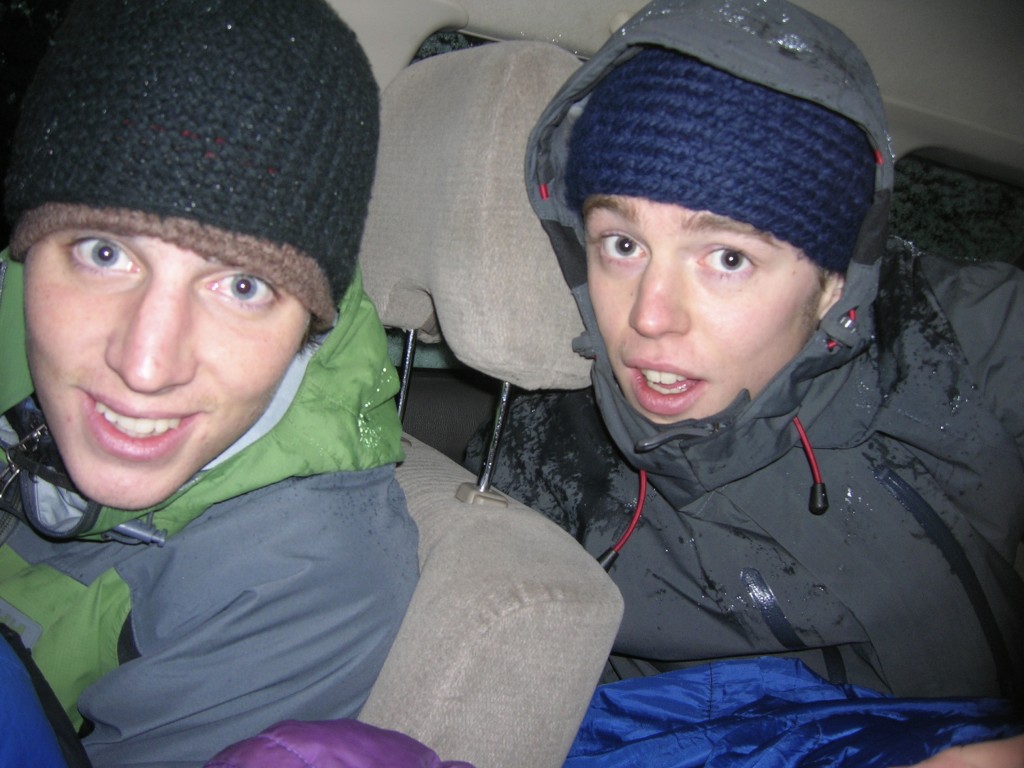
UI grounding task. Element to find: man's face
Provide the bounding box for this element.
[585,196,844,425]
[24,231,310,510]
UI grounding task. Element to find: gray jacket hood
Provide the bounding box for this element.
[525,0,895,503]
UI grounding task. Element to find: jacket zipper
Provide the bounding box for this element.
[874,463,1014,697]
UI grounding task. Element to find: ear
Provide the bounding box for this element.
[817,271,845,320]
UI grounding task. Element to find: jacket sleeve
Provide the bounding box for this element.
[78,468,418,768]
[923,256,1024,461]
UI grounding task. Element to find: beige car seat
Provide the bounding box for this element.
[355,40,622,768]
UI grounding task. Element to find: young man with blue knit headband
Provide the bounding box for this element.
[0,0,420,764]
[472,0,1024,762]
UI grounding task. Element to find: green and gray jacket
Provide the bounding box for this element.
[485,0,1024,699]
[0,254,419,766]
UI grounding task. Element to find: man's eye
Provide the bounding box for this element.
[73,238,134,271]
[709,248,749,273]
[220,274,273,304]
[601,235,641,259]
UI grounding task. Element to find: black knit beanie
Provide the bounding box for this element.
[566,48,877,274]
[4,0,380,330]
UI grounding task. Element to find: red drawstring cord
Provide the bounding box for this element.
[793,416,829,515]
[597,469,647,571]
[615,469,647,552]
[598,417,828,571]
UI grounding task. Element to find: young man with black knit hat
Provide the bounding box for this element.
[472,0,1024,730]
[0,1,418,764]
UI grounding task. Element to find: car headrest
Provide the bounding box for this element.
[359,40,589,390]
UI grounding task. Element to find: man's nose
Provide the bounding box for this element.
[629,260,691,338]
[104,284,198,393]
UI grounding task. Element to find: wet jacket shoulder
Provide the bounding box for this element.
[871,241,1024,558]
[912,249,1024,458]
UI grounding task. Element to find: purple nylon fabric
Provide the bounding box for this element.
[204,719,476,768]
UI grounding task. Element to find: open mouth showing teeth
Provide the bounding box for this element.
[642,369,694,395]
[96,403,181,438]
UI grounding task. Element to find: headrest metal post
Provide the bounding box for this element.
[476,381,513,493]
[396,328,417,423]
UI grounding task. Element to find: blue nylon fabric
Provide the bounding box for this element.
[0,634,68,768]
[567,658,1022,767]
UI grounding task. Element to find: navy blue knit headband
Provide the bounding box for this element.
[565,48,876,273]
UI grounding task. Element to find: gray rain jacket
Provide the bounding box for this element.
[484,0,1024,699]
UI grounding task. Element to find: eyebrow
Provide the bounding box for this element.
[582,195,636,221]
[583,195,780,247]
